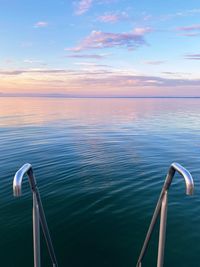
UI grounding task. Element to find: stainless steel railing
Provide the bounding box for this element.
[136,162,194,267]
[13,163,58,267]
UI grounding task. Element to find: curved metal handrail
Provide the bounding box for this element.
[13,163,58,267]
[164,162,194,195]
[13,163,33,196]
[136,162,194,267]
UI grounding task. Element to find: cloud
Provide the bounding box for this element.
[144,60,165,65]
[177,25,200,31]
[176,24,200,36]
[160,9,200,21]
[175,9,200,17]
[97,0,118,3]
[74,62,110,67]
[34,21,48,28]
[133,27,152,35]
[0,69,75,76]
[97,12,128,23]
[74,0,93,15]
[104,74,200,88]
[142,14,153,21]
[74,0,118,15]
[65,53,107,59]
[1,68,199,88]
[0,70,24,75]
[23,59,44,64]
[65,28,151,52]
[184,54,200,60]
[162,71,191,77]
[1,67,200,97]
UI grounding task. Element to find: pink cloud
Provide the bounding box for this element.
[75,0,93,15]
[177,24,200,31]
[34,21,48,28]
[133,27,152,35]
[176,24,200,36]
[65,29,151,52]
[1,67,200,97]
[98,12,128,23]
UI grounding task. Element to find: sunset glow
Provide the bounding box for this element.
[1,0,200,97]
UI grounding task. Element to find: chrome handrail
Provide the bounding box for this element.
[13,163,58,267]
[136,162,194,267]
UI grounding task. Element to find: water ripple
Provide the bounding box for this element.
[0,98,200,267]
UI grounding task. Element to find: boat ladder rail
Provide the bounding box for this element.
[136,162,194,267]
[13,163,58,267]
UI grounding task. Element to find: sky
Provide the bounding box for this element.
[1,0,200,97]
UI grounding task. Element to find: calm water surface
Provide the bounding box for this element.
[0,97,200,267]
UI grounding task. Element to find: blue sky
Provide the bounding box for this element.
[1,0,200,96]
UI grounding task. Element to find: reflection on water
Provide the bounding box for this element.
[0,97,200,126]
[0,97,200,267]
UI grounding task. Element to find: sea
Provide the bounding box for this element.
[0,97,200,267]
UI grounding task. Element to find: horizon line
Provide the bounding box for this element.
[0,93,200,99]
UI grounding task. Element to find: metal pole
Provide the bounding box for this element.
[136,188,165,267]
[157,191,168,267]
[35,188,58,267]
[33,192,41,267]
[27,169,58,267]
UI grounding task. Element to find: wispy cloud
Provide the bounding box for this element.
[74,0,93,15]
[1,68,199,87]
[175,9,200,17]
[144,60,165,65]
[65,53,107,59]
[97,12,128,23]
[162,71,191,77]
[1,67,200,97]
[0,70,24,75]
[103,74,200,88]
[34,21,48,28]
[184,54,200,60]
[23,59,44,64]
[73,62,111,70]
[177,24,200,31]
[97,0,118,3]
[74,0,118,15]
[176,24,200,36]
[65,28,151,52]
[160,9,200,21]
[0,69,75,75]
